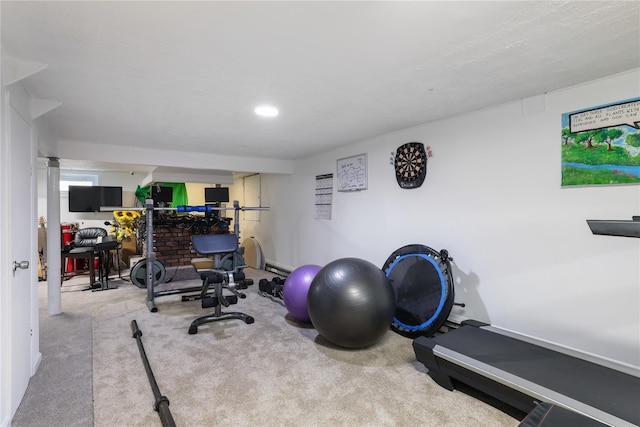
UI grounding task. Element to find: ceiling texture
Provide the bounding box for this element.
[2,1,639,174]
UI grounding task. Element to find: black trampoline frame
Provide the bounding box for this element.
[383,244,455,338]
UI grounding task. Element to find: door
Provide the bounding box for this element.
[7,102,36,417]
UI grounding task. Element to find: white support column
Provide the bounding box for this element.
[46,157,61,315]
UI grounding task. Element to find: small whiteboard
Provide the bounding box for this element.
[337,153,367,192]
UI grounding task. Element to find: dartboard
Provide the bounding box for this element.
[395,142,427,189]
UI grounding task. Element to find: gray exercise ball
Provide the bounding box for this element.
[307,257,396,349]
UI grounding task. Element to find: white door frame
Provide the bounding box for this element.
[0,75,41,427]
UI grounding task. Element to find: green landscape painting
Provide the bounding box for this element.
[561,97,640,186]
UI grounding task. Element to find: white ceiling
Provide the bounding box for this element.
[2,1,639,174]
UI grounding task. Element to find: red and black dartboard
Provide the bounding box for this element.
[394,142,427,189]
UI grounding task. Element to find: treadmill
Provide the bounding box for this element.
[413,218,640,427]
[414,320,640,426]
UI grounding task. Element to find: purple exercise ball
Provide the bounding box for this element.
[283,264,322,322]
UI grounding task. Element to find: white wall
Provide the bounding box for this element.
[242,69,640,368]
[33,70,640,368]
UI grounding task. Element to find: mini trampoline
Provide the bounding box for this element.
[383,244,455,338]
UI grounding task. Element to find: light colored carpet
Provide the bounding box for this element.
[12,278,94,427]
[90,269,521,427]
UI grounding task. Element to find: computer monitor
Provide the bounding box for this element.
[151,185,173,206]
[204,187,229,203]
[68,185,123,212]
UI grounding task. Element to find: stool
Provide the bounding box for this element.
[62,247,96,287]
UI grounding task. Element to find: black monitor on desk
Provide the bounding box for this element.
[204,187,229,204]
[204,187,230,221]
[151,185,173,207]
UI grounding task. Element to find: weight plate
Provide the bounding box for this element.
[130,259,166,288]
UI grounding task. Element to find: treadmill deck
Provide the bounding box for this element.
[413,324,640,426]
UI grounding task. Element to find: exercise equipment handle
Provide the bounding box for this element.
[131,320,177,427]
[176,205,216,213]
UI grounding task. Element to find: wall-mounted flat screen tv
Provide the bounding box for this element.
[68,185,123,212]
[204,187,230,203]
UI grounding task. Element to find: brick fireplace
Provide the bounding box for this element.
[153,226,197,267]
[141,215,229,268]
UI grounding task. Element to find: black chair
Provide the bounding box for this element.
[62,227,108,285]
[188,233,254,334]
[74,227,108,248]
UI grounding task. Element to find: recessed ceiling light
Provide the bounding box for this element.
[254,105,279,117]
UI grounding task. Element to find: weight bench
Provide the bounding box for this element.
[188,233,254,334]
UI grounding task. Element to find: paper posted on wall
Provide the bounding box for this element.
[315,173,333,219]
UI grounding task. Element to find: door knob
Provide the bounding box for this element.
[13,260,29,273]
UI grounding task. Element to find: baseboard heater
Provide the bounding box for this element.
[264,262,291,277]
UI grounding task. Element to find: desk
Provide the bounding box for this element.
[62,240,118,291]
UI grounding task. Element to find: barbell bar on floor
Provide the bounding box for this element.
[131,319,176,427]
